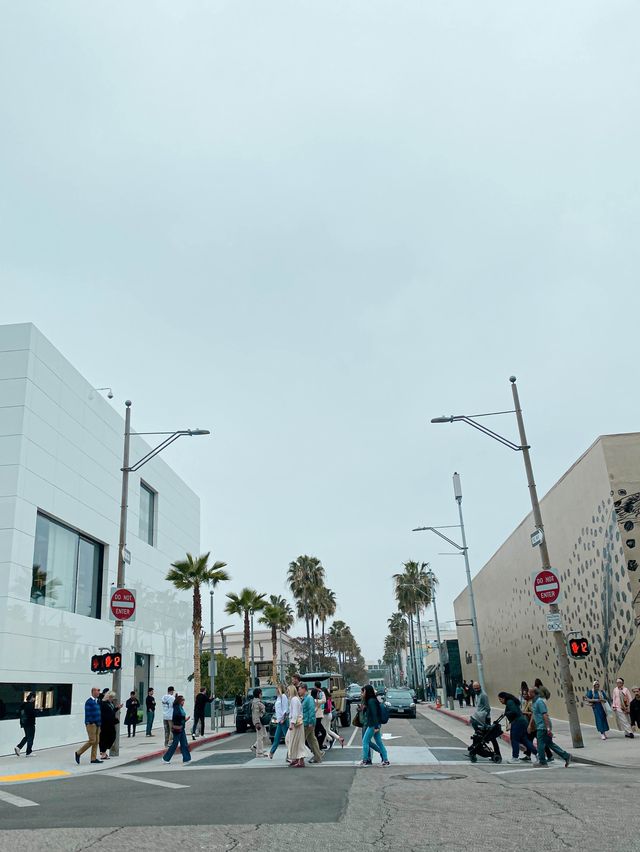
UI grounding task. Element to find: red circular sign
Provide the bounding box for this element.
[110,587,136,620]
[534,570,560,604]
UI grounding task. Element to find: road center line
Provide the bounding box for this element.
[0,789,39,807]
[114,773,190,789]
[347,727,360,747]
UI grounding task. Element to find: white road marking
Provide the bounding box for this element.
[347,726,360,747]
[429,747,467,750]
[493,764,591,775]
[0,789,39,808]
[114,773,190,789]
[381,734,402,740]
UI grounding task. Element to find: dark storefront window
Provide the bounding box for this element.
[0,683,72,721]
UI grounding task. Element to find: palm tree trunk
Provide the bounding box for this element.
[304,609,311,671]
[321,619,326,662]
[415,607,424,695]
[408,615,418,689]
[310,616,316,671]
[271,625,278,683]
[243,609,251,687]
[193,584,202,705]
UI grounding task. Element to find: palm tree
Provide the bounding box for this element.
[224,587,266,687]
[287,555,325,669]
[393,561,435,692]
[259,595,294,682]
[315,587,337,660]
[387,612,408,685]
[166,552,229,703]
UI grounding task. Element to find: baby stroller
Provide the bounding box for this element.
[467,713,505,763]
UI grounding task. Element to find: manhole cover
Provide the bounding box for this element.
[404,773,466,781]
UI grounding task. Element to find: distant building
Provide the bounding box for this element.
[202,629,296,684]
[454,433,640,723]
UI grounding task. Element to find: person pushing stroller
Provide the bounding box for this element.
[468,681,503,763]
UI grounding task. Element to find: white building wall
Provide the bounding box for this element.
[0,323,200,754]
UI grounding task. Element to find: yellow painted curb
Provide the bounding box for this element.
[0,770,71,782]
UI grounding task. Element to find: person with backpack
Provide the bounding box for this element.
[15,692,37,757]
[360,684,390,767]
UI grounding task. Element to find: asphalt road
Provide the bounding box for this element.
[1,710,638,851]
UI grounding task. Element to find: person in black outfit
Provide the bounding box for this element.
[15,692,37,756]
[145,687,156,737]
[310,688,327,750]
[192,687,213,739]
[125,691,140,737]
[99,692,120,759]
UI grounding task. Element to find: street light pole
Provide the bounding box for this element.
[250,609,255,688]
[210,588,216,731]
[427,571,448,707]
[510,377,583,748]
[453,473,486,693]
[110,401,132,756]
[108,403,210,757]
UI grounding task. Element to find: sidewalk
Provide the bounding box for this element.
[424,702,640,768]
[0,723,235,784]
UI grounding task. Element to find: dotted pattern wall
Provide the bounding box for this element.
[478,495,636,700]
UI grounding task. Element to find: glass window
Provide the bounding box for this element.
[31,513,103,618]
[139,482,155,546]
[0,683,72,721]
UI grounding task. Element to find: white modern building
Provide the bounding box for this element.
[0,323,201,755]
[203,629,297,683]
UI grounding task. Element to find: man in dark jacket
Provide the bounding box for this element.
[146,687,156,737]
[15,692,37,756]
[75,687,102,765]
[192,687,213,739]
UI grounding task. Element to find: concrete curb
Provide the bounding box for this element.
[134,730,233,763]
[428,704,620,768]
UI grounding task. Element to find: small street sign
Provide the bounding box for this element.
[110,587,137,621]
[545,611,563,632]
[530,528,544,548]
[122,547,131,564]
[534,570,560,604]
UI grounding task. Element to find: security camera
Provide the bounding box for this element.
[107,390,114,399]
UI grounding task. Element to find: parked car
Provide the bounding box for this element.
[383,688,417,719]
[235,686,278,734]
[346,683,362,703]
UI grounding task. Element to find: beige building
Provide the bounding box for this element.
[203,629,297,683]
[454,433,640,723]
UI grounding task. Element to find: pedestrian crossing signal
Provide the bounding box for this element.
[91,653,122,672]
[568,638,590,659]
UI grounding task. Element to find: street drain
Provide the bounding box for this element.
[404,773,466,781]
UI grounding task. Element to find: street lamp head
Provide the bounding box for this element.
[188,429,210,436]
[453,471,462,502]
[125,400,132,407]
[431,416,453,424]
[509,375,517,384]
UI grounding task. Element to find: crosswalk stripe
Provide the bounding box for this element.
[114,773,190,789]
[0,789,39,807]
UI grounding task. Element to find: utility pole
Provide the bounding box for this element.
[110,401,131,757]
[250,609,256,688]
[210,588,216,731]
[510,377,583,748]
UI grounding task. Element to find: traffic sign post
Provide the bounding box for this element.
[534,570,560,605]
[110,587,137,622]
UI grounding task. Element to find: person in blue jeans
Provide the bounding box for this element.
[269,683,289,759]
[360,684,390,767]
[498,691,536,763]
[528,687,571,768]
[163,694,191,764]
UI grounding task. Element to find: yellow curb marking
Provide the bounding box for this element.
[0,770,71,782]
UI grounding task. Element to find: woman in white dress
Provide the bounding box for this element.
[287,683,307,768]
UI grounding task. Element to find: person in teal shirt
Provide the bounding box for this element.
[299,684,323,764]
[528,687,571,767]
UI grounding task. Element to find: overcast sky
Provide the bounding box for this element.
[2,1,639,661]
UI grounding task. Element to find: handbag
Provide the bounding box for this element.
[352,706,363,728]
[603,700,613,717]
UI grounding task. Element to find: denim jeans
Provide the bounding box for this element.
[362,726,388,762]
[270,719,289,754]
[510,717,535,758]
[164,728,191,762]
[536,728,569,764]
[146,710,154,735]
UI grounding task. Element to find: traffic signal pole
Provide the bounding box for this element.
[109,401,132,757]
[510,378,583,748]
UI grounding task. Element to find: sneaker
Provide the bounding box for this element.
[519,755,531,762]
[534,761,548,768]
[358,760,372,767]
[192,735,196,741]
[74,752,80,765]
[564,755,571,768]
[90,759,103,764]
[381,760,390,766]
[546,756,555,762]
[600,734,606,741]
[14,747,20,757]
[508,758,521,764]
[625,733,635,738]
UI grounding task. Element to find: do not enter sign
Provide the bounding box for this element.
[534,570,560,604]
[110,587,136,621]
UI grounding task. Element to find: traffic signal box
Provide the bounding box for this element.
[91,653,122,672]
[568,638,590,659]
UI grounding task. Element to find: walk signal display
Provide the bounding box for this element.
[568,638,590,659]
[91,653,122,672]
